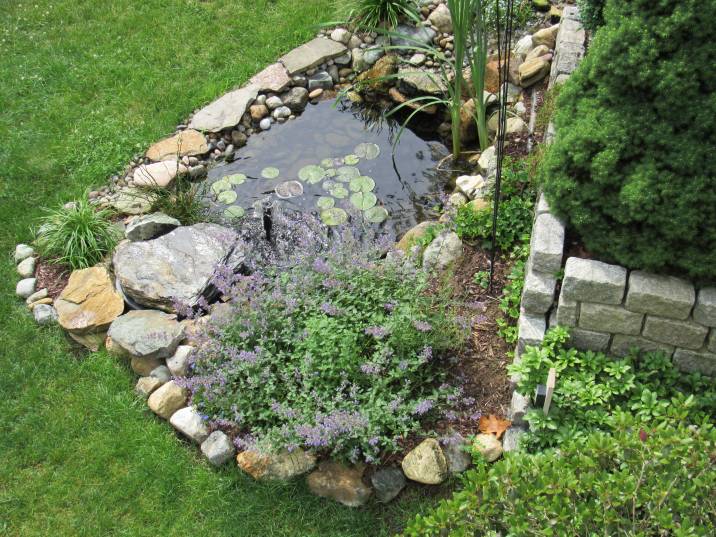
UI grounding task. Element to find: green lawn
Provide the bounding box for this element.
[0,2,436,535]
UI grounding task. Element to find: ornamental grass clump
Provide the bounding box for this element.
[35,197,121,270]
[184,245,468,462]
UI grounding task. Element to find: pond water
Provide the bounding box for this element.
[205,99,451,240]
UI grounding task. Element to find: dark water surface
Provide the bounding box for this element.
[206,99,451,238]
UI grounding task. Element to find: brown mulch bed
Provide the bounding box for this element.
[34,259,70,299]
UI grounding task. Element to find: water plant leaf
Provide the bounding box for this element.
[364,206,389,223]
[298,165,325,184]
[349,175,375,193]
[261,167,280,179]
[322,179,336,191]
[320,158,334,169]
[325,168,337,178]
[211,179,232,194]
[330,185,349,199]
[317,196,335,210]
[350,191,377,210]
[223,205,245,220]
[275,180,304,199]
[344,154,360,165]
[227,173,247,185]
[354,142,380,160]
[217,190,238,204]
[320,207,348,226]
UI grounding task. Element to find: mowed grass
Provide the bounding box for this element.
[0,2,436,535]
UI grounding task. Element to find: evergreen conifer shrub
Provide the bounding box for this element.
[538,0,716,281]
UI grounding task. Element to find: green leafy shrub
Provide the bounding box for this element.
[455,157,535,251]
[576,0,605,30]
[185,248,468,462]
[495,244,528,344]
[404,416,716,536]
[35,198,121,270]
[509,327,716,451]
[335,0,419,29]
[539,0,716,281]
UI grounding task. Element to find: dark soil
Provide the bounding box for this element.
[34,259,70,299]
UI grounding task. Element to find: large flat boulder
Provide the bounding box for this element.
[279,37,347,75]
[55,266,125,349]
[146,129,208,162]
[113,223,244,312]
[249,62,291,92]
[189,85,259,132]
[107,310,184,360]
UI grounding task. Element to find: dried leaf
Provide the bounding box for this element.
[479,414,511,439]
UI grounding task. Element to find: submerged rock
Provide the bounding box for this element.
[113,223,244,312]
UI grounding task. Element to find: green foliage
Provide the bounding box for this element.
[483,0,534,33]
[472,270,489,289]
[576,0,605,30]
[336,0,419,29]
[509,327,716,451]
[34,197,121,270]
[190,251,467,461]
[142,175,208,225]
[414,222,444,249]
[404,416,716,536]
[455,157,535,251]
[539,0,716,281]
[495,243,528,343]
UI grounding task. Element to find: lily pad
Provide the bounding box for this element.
[320,208,349,226]
[298,165,325,184]
[364,206,389,223]
[320,158,334,169]
[275,180,304,199]
[317,196,335,210]
[227,173,247,185]
[211,179,232,194]
[354,142,381,160]
[217,190,238,204]
[224,205,245,220]
[344,154,360,165]
[350,191,377,210]
[330,185,349,199]
[349,175,375,193]
[322,179,336,191]
[336,166,360,180]
[325,168,337,178]
[261,167,280,179]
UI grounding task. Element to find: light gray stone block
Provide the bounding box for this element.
[521,267,557,315]
[709,330,716,354]
[536,193,551,215]
[562,257,627,305]
[530,213,564,274]
[508,391,530,426]
[517,310,546,354]
[673,349,716,377]
[625,271,695,320]
[503,426,527,452]
[169,407,210,444]
[166,345,193,377]
[579,303,643,335]
[562,5,580,22]
[201,431,236,466]
[548,309,557,330]
[642,316,708,350]
[610,335,674,358]
[556,288,578,327]
[693,288,716,327]
[568,328,610,353]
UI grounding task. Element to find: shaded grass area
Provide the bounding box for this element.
[0,1,436,534]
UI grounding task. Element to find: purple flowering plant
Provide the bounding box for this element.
[186,238,467,462]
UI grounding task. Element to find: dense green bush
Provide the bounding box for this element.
[539,0,716,281]
[576,0,605,30]
[335,0,419,29]
[186,245,468,462]
[404,416,716,536]
[35,198,121,270]
[509,327,716,450]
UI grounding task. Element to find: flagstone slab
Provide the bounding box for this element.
[189,85,259,132]
[279,38,347,75]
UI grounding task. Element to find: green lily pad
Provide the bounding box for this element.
[325,168,337,178]
[344,154,360,165]
[227,173,247,185]
[317,196,335,210]
[336,166,360,180]
[298,165,325,184]
[261,167,280,179]
[350,191,377,210]
[217,190,238,204]
[211,179,232,194]
[322,179,336,191]
[275,180,304,199]
[320,208,349,226]
[349,175,375,193]
[223,205,245,220]
[364,206,389,223]
[330,185,349,199]
[320,158,334,169]
[354,142,381,160]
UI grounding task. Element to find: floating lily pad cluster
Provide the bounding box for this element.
[210,142,389,226]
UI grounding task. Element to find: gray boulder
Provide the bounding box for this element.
[169,406,209,444]
[33,304,58,326]
[113,223,245,312]
[308,71,333,91]
[283,86,309,112]
[391,25,436,47]
[107,310,184,360]
[371,467,406,503]
[125,213,180,241]
[422,231,463,271]
[14,244,35,263]
[201,431,236,466]
[16,278,36,299]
